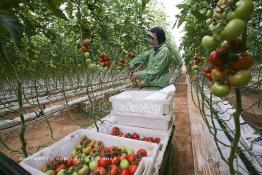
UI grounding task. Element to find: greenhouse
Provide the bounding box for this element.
[0,0,261,175]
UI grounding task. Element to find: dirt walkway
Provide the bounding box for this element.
[172,73,195,174]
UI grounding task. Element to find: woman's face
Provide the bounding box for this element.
[149,35,158,47]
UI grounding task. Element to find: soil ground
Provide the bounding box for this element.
[171,73,195,174]
[0,108,108,162]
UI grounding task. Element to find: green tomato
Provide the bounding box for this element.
[192,69,198,74]
[57,169,65,175]
[120,159,129,169]
[222,19,245,41]
[119,146,126,152]
[78,165,89,175]
[126,147,134,155]
[209,23,221,33]
[84,156,91,163]
[191,65,199,71]
[81,153,87,158]
[226,11,237,21]
[72,172,79,175]
[206,18,212,25]
[89,160,98,171]
[206,10,213,17]
[84,52,89,58]
[211,83,230,97]
[201,35,217,49]
[228,70,251,87]
[86,58,92,65]
[71,148,77,157]
[45,170,55,175]
[213,34,223,42]
[88,63,96,71]
[235,0,254,19]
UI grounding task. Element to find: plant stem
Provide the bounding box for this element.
[228,88,242,175]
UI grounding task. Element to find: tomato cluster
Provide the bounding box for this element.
[127,52,135,60]
[116,58,126,71]
[99,54,112,68]
[42,135,148,175]
[191,56,204,73]
[201,0,254,97]
[111,127,161,144]
[80,38,91,54]
[202,0,254,50]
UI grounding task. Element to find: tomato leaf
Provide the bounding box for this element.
[142,0,150,11]
[44,0,67,20]
[0,11,24,50]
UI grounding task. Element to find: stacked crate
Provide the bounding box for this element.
[106,85,176,173]
[109,85,176,131]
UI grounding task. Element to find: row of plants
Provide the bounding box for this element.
[176,0,261,174]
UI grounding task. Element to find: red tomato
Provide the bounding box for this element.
[120,169,130,175]
[109,165,118,175]
[82,38,91,47]
[66,158,74,167]
[154,137,161,144]
[208,50,225,67]
[55,164,66,173]
[125,133,132,138]
[229,52,252,71]
[145,137,153,142]
[80,46,89,53]
[203,67,211,74]
[111,156,120,166]
[100,147,111,157]
[111,127,120,136]
[94,167,106,175]
[72,158,81,166]
[127,154,136,163]
[136,149,147,158]
[128,165,138,175]
[110,146,119,154]
[98,157,110,168]
[205,72,212,81]
[131,133,140,140]
[119,58,125,65]
[211,68,225,81]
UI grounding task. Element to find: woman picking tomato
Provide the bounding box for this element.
[128,27,174,89]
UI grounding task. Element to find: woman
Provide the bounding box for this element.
[128,26,172,89]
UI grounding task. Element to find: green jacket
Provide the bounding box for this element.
[129,44,171,89]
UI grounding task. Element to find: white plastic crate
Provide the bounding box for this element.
[98,123,170,151]
[111,112,173,131]
[20,129,159,175]
[109,85,175,116]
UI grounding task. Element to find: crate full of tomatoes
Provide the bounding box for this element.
[98,124,170,150]
[20,129,159,175]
